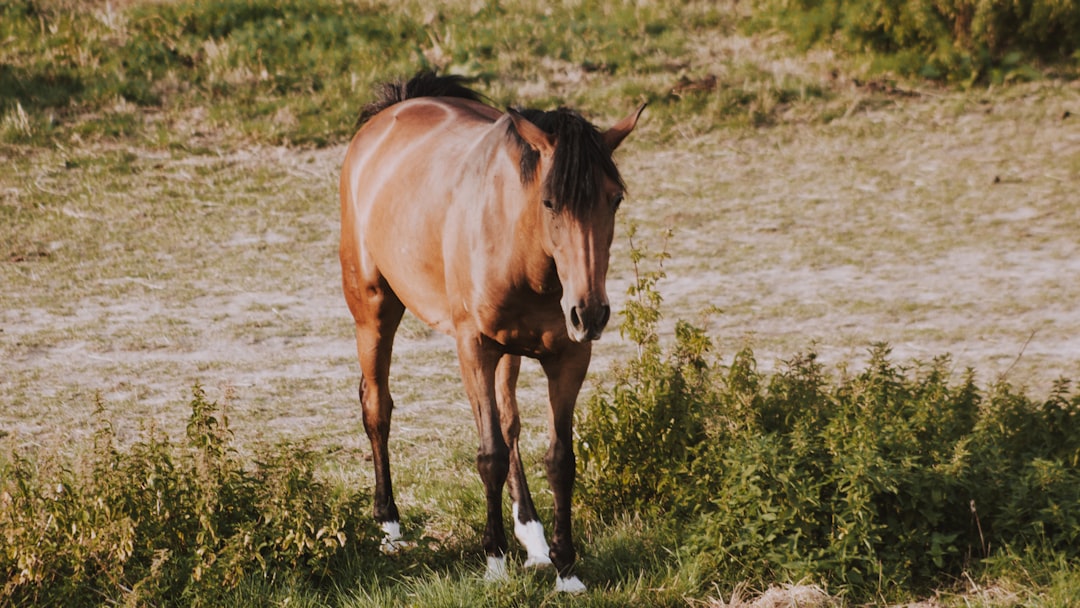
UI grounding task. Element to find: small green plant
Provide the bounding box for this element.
[577,226,715,515]
[0,386,379,607]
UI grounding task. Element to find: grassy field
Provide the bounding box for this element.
[3,0,1080,605]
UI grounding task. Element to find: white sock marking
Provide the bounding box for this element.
[379,520,414,554]
[484,555,509,582]
[512,502,553,567]
[381,520,402,540]
[555,575,587,593]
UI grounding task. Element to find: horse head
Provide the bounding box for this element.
[507,104,644,343]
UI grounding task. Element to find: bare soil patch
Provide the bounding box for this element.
[3,81,1080,458]
[617,80,1080,386]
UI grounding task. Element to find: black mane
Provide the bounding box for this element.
[358,73,622,216]
[356,71,484,128]
[511,108,624,216]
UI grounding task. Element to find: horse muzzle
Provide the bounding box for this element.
[567,300,611,343]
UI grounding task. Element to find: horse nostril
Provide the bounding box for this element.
[599,304,610,328]
[570,306,582,330]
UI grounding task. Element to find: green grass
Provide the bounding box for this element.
[0,0,739,147]
[4,340,1080,606]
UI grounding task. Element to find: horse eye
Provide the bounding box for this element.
[542,199,554,210]
[612,193,624,211]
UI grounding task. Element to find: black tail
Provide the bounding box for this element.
[356,71,485,128]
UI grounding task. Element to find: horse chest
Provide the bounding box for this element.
[470,290,567,356]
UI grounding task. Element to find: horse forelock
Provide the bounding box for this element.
[508,108,624,216]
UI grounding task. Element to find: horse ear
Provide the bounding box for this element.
[603,103,646,151]
[507,108,554,156]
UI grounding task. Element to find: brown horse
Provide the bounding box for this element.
[339,72,643,592]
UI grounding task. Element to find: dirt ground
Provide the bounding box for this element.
[3,81,1080,456]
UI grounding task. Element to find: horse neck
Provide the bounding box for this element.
[468,124,557,292]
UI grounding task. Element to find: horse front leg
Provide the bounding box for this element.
[540,343,592,593]
[496,354,552,568]
[456,333,511,581]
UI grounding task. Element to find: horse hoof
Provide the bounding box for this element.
[523,554,553,568]
[379,521,415,554]
[555,575,587,593]
[379,537,416,554]
[484,555,509,582]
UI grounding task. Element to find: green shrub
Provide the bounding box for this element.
[755,0,1080,83]
[576,241,1080,601]
[969,379,1080,552]
[0,386,379,607]
[577,228,715,516]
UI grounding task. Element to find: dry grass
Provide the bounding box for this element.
[704,580,1024,607]
[707,583,836,608]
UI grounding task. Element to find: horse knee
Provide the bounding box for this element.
[544,440,575,482]
[476,445,510,484]
[500,416,520,443]
[360,387,392,437]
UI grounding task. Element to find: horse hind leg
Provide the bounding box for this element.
[495,354,553,569]
[349,281,407,552]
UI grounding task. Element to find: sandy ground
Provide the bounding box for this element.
[2,82,1080,458]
